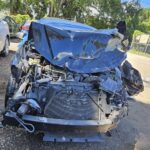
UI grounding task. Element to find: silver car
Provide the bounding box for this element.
[0,19,10,56]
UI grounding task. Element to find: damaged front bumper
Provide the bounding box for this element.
[2,106,127,142]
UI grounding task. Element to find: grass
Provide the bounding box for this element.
[129,49,150,58]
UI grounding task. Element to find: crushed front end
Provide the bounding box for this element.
[2,18,144,142]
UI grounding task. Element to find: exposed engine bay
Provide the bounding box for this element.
[2,18,144,142]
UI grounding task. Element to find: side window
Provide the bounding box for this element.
[4,17,11,26]
[10,18,16,26]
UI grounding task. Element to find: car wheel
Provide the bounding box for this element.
[2,38,9,57]
[5,75,16,108]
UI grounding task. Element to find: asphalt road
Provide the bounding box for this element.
[0,41,150,150]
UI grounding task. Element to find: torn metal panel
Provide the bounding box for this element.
[122,60,144,96]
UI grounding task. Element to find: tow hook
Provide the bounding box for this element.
[8,111,35,133]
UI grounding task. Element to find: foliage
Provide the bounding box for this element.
[11,14,31,24]
[2,0,150,40]
[10,0,91,20]
[136,8,150,22]
[0,0,4,9]
[60,0,91,22]
[0,0,7,10]
[89,0,124,28]
[85,16,108,29]
[133,30,145,41]
[9,0,23,15]
[121,0,142,40]
[138,19,150,34]
[132,30,144,40]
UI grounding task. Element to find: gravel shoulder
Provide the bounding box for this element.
[0,44,150,150]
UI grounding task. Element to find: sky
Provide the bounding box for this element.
[140,0,150,8]
[122,0,150,8]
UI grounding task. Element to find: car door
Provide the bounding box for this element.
[0,20,9,52]
[4,17,12,35]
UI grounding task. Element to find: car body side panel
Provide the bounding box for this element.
[3,16,19,37]
[0,20,9,51]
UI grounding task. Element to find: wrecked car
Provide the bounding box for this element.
[2,18,144,142]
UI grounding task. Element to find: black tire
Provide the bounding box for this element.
[5,76,16,108]
[2,38,9,57]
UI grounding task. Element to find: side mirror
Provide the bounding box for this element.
[116,21,126,35]
[116,21,130,51]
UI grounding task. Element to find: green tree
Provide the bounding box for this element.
[89,0,124,28]
[6,0,145,41]
[61,0,91,21]
[138,19,150,33]
[23,0,91,20]
[0,0,8,11]
[121,0,141,39]
[9,0,23,14]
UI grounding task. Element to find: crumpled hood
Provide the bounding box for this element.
[51,50,126,73]
[29,18,126,73]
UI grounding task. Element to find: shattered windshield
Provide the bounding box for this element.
[45,27,112,59]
